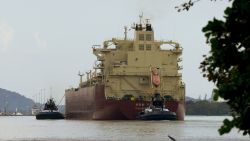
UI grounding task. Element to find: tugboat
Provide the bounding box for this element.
[137,93,177,120]
[36,98,64,120]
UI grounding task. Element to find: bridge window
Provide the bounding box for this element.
[146,34,152,41]
[139,44,144,50]
[146,44,151,50]
[139,34,144,41]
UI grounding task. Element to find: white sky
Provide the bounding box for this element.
[0,0,231,102]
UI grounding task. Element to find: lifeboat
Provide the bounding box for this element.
[151,67,161,87]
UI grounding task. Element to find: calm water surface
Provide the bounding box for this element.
[0,116,249,141]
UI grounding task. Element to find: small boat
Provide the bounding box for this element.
[137,93,177,120]
[36,98,64,120]
[31,104,40,116]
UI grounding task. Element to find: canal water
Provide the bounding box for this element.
[0,116,249,141]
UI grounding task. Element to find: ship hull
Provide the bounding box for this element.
[36,111,64,120]
[65,85,185,120]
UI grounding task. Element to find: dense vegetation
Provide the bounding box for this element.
[186,100,230,115]
[201,0,250,135]
[178,0,250,136]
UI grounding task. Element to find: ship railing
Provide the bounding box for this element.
[111,37,134,41]
[180,81,185,88]
[105,95,179,102]
[104,89,181,102]
[157,40,180,46]
[109,71,150,76]
[105,95,153,102]
[109,71,181,77]
[177,73,182,77]
[177,64,183,70]
[156,40,183,52]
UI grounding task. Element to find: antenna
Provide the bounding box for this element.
[39,90,41,104]
[139,13,143,24]
[50,86,52,99]
[43,88,46,104]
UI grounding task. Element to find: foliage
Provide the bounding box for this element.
[186,100,230,115]
[175,0,219,12]
[199,0,250,136]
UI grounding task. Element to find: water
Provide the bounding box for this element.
[0,116,249,141]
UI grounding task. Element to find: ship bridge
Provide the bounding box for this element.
[87,17,185,102]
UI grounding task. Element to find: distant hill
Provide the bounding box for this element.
[0,88,34,115]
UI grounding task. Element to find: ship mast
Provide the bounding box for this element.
[78,71,84,84]
[139,13,143,25]
[124,26,127,40]
[78,71,84,86]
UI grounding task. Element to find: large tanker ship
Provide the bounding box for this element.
[65,16,185,120]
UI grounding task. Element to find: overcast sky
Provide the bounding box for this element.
[0,0,231,103]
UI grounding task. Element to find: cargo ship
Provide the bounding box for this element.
[65,16,185,120]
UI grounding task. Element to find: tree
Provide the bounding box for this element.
[201,0,250,135]
[178,0,250,136]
